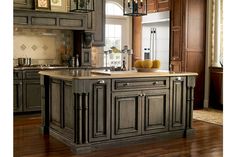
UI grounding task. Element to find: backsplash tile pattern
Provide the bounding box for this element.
[14,27,73,66]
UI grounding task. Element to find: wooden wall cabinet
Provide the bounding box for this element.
[169,0,206,108]
[147,0,170,13]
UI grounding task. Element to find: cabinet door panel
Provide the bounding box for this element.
[14,80,23,112]
[87,79,111,142]
[142,90,169,134]
[112,91,142,139]
[170,77,186,130]
[23,79,41,112]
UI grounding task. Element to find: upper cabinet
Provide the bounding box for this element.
[14,0,33,9]
[13,0,105,46]
[147,0,170,13]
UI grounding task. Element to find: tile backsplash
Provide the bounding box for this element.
[13,27,73,65]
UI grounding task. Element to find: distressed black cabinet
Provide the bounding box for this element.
[111,77,170,139]
[169,76,186,130]
[49,79,74,140]
[14,79,23,112]
[111,91,142,139]
[14,70,42,113]
[23,79,41,111]
[85,79,111,142]
[142,89,169,134]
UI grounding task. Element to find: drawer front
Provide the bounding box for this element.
[24,71,40,79]
[14,71,23,80]
[112,77,169,91]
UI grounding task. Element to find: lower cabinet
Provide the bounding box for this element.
[14,80,23,112]
[142,89,169,134]
[85,79,111,142]
[169,76,186,130]
[111,91,142,139]
[111,89,169,139]
[23,79,41,112]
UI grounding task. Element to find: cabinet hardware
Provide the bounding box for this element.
[139,94,143,97]
[123,83,130,86]
[176,77,182,81]
[153,81,161,85]
[98,80,105,84]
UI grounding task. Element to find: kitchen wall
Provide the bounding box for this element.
[13,27,73,66]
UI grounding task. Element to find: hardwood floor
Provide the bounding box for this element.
[14,114,223,157]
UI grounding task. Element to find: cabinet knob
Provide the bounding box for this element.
[176,77,182,81]
[139,94,143,97]
[97,80,105,84]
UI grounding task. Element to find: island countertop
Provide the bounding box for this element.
[39,69,198,80]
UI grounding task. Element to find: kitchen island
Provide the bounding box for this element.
[39,69,197,153]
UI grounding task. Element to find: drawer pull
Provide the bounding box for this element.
[123,83,130,86]
[98,80,105,84]
[153,81,161,85]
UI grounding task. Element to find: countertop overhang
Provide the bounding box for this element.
[39,69,198,80]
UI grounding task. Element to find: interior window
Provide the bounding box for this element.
[104,2,129,68]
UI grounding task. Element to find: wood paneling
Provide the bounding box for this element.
[183,0,206,108]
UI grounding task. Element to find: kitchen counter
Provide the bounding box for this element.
[40,68,197,153]
[39,69,198,80]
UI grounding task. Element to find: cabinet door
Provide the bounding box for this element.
[142,89,169,134]
[112,91,142,139]
[14,80,23,112]
[157,0,170,12]
[169,76,186,130]
[147,0,157,13]
[87,79,111,142]
[23,79,41,112]
[92,0,105,46]
[170,0,183,63]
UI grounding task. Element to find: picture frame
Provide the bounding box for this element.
[35,0,51,11]
[50,0,70,12]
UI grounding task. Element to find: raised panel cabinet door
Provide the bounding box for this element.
[157,0,170,12]
[23,79,41,112]
[87,79,111,142]
[142,89,169,134]
[49,79,62,129]
[92,0,105,46]
[147,0,157,13]
[169,76,186,130]
[111,91,142,139]
[14,80,23,112]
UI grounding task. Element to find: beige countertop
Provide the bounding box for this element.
[39,69,198,80]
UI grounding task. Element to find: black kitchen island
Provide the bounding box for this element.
[39,69,197,153]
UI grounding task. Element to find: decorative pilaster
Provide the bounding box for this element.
[186,76,196,129]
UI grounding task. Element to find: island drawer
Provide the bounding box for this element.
[112,77,169,91]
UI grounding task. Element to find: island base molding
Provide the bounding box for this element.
[50,128,195,154]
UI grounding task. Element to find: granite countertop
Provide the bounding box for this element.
[39,69,198,80]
